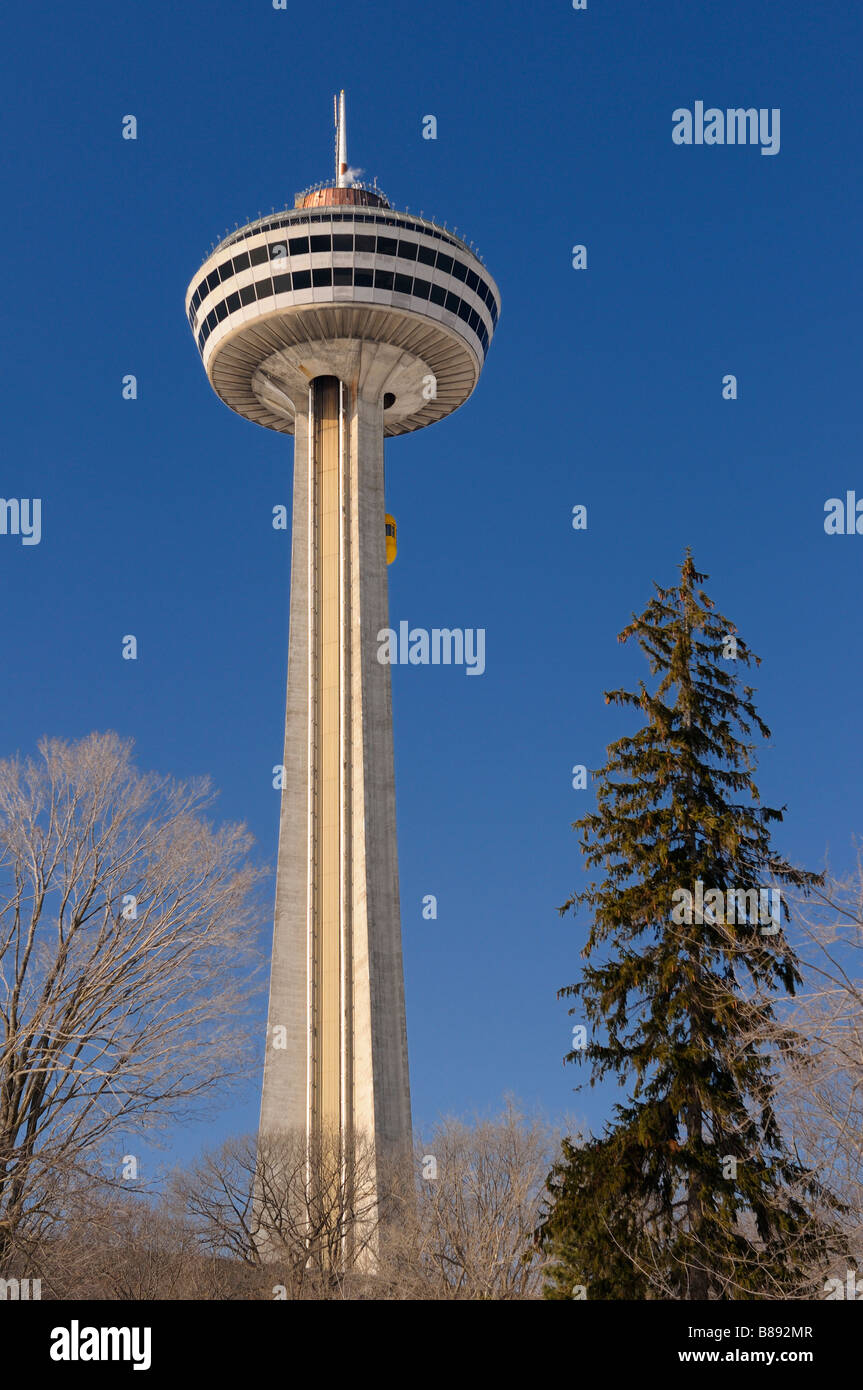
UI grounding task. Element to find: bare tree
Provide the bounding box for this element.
[383,1100,560,1300]
[0,731,266,1264]
[172,1128,384,1299]
[773,856,863,1286]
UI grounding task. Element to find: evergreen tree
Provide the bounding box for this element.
[541,553,837,1300]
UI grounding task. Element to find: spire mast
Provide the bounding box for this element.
[335,90,348,187]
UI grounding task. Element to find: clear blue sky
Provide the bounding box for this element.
[1,0,860,1172]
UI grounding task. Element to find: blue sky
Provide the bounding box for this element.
[1,0,860,1173]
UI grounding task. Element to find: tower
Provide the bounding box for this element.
[185,93,500,1175]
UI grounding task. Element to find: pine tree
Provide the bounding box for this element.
[540,552,838,1300]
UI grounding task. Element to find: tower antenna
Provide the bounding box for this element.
[335,89,348,187]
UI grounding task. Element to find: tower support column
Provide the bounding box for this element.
[260,368,411,1169]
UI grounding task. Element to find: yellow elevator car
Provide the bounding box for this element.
[385,514,397,564]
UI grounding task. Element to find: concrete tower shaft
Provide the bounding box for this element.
[260,358,410,1151]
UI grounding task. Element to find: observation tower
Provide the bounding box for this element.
[185,92,500,1173]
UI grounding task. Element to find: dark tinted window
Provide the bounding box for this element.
[412,277,431,300]
[374,269,394,290]
[250,245,269,266]
[233,251,250,273]
[376,236,398,257]
[417,245,436,266]
[332,234,353,251]
[310,235,331,253]
[226,291,240,313]
[355,234,375,252]
[394,273,412,295]
[445,291,460,313]
[451,259,468,281]
[292,269,311,289]
[218,261,234,281]
[289,236,309,255]
[333,267,352,286]
[430,283,446,306]
[457,300,472,323]
[255,280,273,299]
[215,301,229,322]
[436,254,453,275]
[206,270,220,293]
[397,240,418,260]
[240,283,256,306]
[354,269,373,287]
[468,308,480,332]
[312,267,332,286]
[206,309,217,330]
[273,274,291,293]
